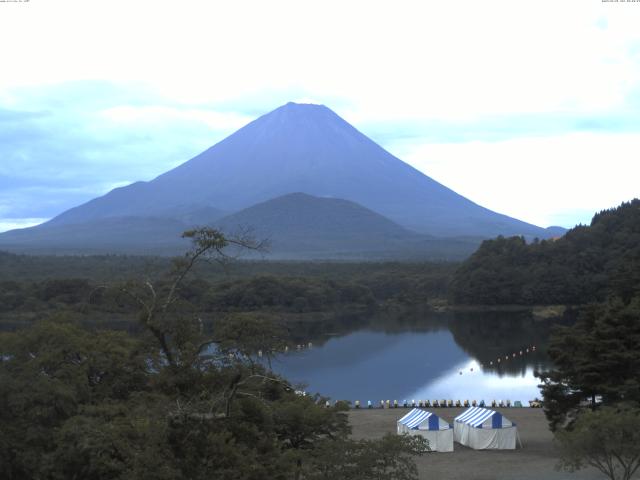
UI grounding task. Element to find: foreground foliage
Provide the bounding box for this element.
[556,406,640,480]
[536,291,640,479]
[0,320,429,479]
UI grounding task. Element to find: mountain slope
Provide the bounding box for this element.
[0,216,192,255]
[42,102,556,238]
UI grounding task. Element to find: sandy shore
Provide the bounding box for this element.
[348,408,601,480]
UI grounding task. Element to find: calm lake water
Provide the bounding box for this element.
[270,311,554,405]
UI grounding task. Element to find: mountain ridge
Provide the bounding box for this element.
[0,193,480,259]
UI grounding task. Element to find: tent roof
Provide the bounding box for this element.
[397,408,446,430]
[455,407,512,428]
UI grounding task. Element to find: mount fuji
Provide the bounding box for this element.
[0,102,562,257]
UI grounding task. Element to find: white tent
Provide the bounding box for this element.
[454,407,518,450]
[397,408,454,452]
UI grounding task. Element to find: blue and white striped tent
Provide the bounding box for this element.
[454,407,518,450]
[397,409,453,452]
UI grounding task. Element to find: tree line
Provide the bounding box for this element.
[0,259,455,334]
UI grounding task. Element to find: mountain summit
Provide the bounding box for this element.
[0,102,561,256]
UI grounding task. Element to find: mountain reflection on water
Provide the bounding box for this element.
[270,309,560,403]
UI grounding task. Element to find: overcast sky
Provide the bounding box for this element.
[1,0,639,232]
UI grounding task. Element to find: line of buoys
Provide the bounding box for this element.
[483,345,537,369]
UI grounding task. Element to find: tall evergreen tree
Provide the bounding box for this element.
[537,296,640,430]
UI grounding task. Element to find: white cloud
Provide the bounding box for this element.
[394,132,640,227]
[2,0,639,120]
[0,218,48,233]
[99,106,251,132]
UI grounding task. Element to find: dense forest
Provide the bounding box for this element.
[0,253,454,318]
[450,199,640,305]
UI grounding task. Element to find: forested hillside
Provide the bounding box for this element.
[450,199,640,305]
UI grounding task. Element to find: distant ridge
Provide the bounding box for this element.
[0,194,480,259]
[217,192,412,241]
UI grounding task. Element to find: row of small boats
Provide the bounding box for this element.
[352,399,543,408]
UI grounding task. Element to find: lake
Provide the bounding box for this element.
[269,310,555,405]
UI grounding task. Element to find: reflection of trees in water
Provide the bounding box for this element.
[370,304,450,333]
[284,309,371,346]
[260,306,569,366]
[285,305,451,347]
[447,309,570,376]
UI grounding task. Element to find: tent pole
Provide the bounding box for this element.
[517,430,523,449]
